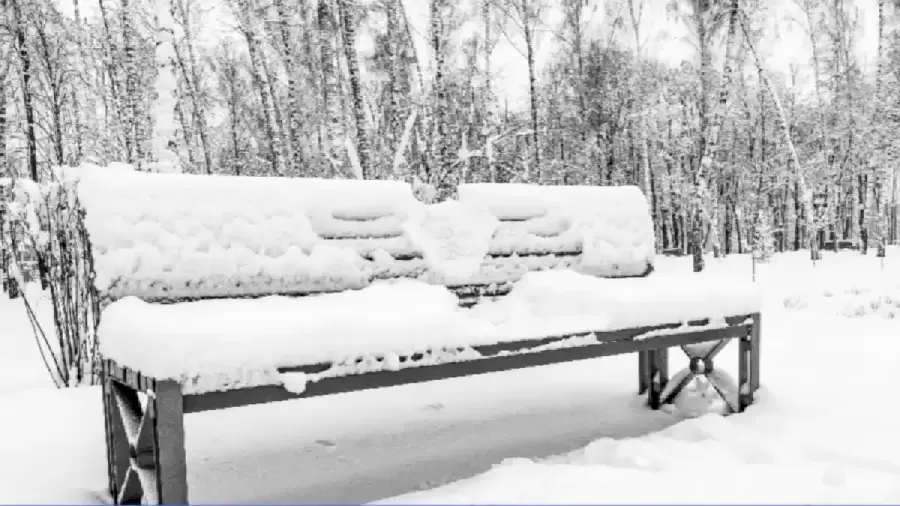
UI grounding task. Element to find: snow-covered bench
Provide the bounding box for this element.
[72,168,762,505]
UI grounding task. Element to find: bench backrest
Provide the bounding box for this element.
[69,166,655,305]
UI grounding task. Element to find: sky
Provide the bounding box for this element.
[463,0,883,108]
[54,0,883,110]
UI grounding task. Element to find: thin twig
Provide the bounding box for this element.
[20,288,64,388]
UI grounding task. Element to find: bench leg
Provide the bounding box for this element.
[738,314,762,412]
[154,381,189,504]
[638,350,650,395]
[646,348,669,409]
[655,314,763,414]
[102,368,125,503]
[102,375,188,504]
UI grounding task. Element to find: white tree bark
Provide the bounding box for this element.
[149,0,182,173]
[740,11,819,261]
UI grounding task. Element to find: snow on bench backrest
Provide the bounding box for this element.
[66,165,654,304]
[457,183,655,278]
[69,165,426,302]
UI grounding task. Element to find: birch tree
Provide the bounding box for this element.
[149,0,181,173]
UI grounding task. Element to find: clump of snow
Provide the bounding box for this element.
[276,346,485,395]
[495,334,600,356]
[279,371,309,394]
[634,317,733,340]
[403,201,499,279]
[458,183,654,277]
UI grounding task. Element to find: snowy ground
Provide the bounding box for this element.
[1,249,900,503]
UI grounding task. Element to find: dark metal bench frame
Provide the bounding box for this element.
[101,311,761,504]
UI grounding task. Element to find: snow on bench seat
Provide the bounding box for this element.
[97,271,762,394]
[457,183,655,277]
[472,270,763,340]
[99,280,496,394]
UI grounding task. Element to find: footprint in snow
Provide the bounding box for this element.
[315,439,337,450]
[414,479,449,491]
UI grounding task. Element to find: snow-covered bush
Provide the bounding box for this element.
[0,179,20,298]
[752,209,775,263]
[782,284,900,320]
[3,177,99,388]
[412,176,438,204]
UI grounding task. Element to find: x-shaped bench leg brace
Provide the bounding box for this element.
[639,315,761,414]
[660,339,743,413]
[103,376,188,504]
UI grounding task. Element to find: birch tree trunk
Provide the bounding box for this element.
[98,0,126,159]
[431,0,449,193]
[319,0,344,176]
[34,27,66,164]
[121,0,140,166]
[690,0,739,271]
[337,0,370,179]
[10,0,38,181]
[740,10,819,262]
[232,0,283,175]
[523,0,540,178]
[173,1,212,174]
[71,0,87,163]
[385,0,403,156]
[0,0,6,177]
[628,0,657,249]
[150,0,181,173]
[274,0,303,174]
[872,0,888,257]
[483,0,495,182]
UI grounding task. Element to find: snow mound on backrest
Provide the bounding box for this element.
[62,166,425,300]
[458,183,655,277]
[403,201,499,279]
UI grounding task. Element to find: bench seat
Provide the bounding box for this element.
[98,270,761,396]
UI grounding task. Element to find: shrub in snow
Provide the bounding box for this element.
[753,209,775,263]
[3,176,99,388]
[782,295,808,310]
[782,284,900,320]
[412,176,437,204]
